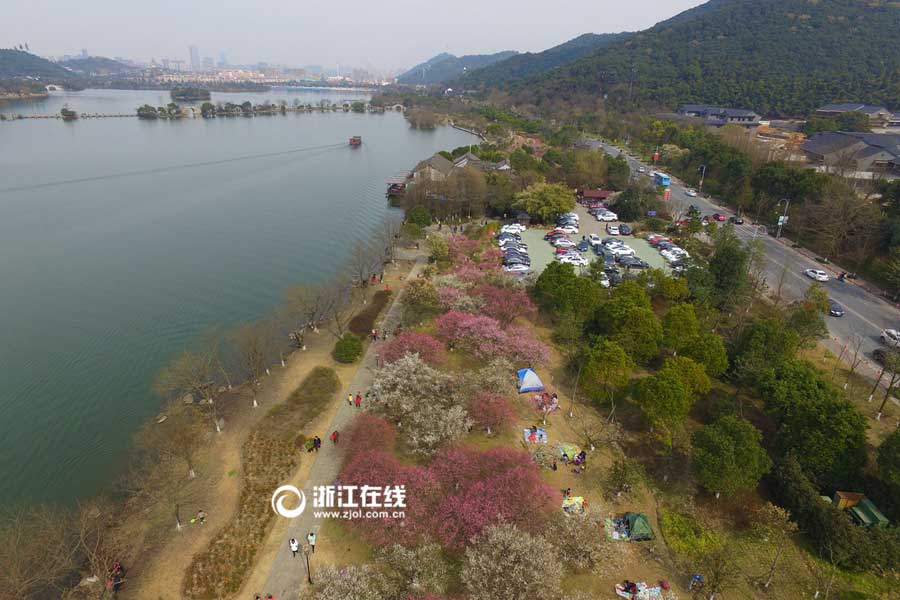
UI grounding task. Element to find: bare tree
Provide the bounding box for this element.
[72,499,124,587]
[347,240,383,304]
[752,502,799,589]
[323,279,353,339]
[127,457,200,532]
[378,216,403,265]
[232,321,272,407]
[844,333,865,391]
[136,405,205,479]
[0,504,77,598]
[154,335,223,432]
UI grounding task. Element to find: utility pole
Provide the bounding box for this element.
[697,164,707,194]
[775,198,791,239]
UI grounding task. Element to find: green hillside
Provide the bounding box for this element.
[459,32,631,87]
[466,0,900,117]
[398,50,518,85]
[0,49,71,78]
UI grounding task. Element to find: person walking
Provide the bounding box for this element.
[330,430,339,444]
[289,537,299,557]
[313,436,321,451]
[347,393,353,407]
[355,393,362,408]
[196,509,207,524]
[307,531,317,553]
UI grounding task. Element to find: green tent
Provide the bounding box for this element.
[624,512,654,541]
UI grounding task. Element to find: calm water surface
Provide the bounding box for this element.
[0,89,474,504]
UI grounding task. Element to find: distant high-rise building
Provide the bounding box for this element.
[202,57,214,71]
[189,45,200,71]
[218,51,228,68]
[161,58,171,70]
[80,48,88,58]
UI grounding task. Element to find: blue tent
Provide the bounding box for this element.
[517,368,545,393]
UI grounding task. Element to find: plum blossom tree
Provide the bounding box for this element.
[434,311,548,364]
[462,523,562,600]
[468,392,516,434]
[344,413,398,458]
[378,332,446,366]
[471,284,537,326]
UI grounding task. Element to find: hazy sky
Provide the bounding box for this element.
[8,0,703,71]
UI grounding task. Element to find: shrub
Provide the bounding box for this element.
[378,331,446,366]
[692,416,771,496]
[468,392,516,434]
[659,508,722,560]
[333,333,363,363]
[407,205,432,228]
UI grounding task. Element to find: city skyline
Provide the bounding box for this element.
[4,0,702,71]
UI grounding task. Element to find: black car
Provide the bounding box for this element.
[604,267,623,286]
[576,240,590,252]
[544,232,567,241]
[729,216,745,225]
[619,256,649,269]
[619,224,633,235]
[656,241,675,251]
[828,300,845,317]
[593,246,616,267]
[874,348,889,364]
[687,205,701,216]
[503,256,530,266]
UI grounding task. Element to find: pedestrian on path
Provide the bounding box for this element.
[196,509,207,524]
[355,393,362,408]
[347,393,353,407]
[307,531,317,553]
[313,436,321,451]
[371,328,378,342]
[289,538,299,557]
[330,430,339,444]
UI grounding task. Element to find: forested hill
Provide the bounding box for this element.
[60,56,134,74]
[398,51,518,85]
[466,0,900,118]
[459,32,631,87]
[0,49,71,78]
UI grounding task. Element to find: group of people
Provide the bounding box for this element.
[370,328,389,342]
[288,531,317,557]
[347,391,364,408]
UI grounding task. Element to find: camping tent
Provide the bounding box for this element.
[517,368,544,393]
[624,512,654,541]
[557,443,582,461]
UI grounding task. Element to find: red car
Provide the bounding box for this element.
[712,213,726,222]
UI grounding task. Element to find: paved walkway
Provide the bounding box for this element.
[260,254,424,598]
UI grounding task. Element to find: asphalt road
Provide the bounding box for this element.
[593,139,900,379]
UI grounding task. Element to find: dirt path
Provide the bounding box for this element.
[243,255,426,600]
[127,254,420,600]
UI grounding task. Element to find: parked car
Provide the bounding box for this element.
[687,205,701,216]
[609,245,636,258]
[593,246,616,267]
[804,269,829,282]
[597,272,611,289]
[544,229,567,240]
[606,224,620,235]
[560,212,580,222]
[828,300,845,317]
[619,256,649,269]
[588,233,602,246]
[558,254,588,267]
[604,267,623,286]
[554,238,577,248]
[686,188,698,197]
[576,240,591,252]
[557,224,579,234]
[729,216,744,225]
[618,224,632,235]
[638,166,646,173]
[501,224,525,233]
[712,213,727,222]
[595,210,618,222]
[881,329,900,348]
[503,264,531,274]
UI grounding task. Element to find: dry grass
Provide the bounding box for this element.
[349,290,393,338]
[181,367,339,599]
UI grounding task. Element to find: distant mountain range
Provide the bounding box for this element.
[460,0,900,117]
[397,51,518,85]
[0,49,70,79]
[60,56,134,75]
[458,32,631,87]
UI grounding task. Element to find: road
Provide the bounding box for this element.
[592,139,900,379]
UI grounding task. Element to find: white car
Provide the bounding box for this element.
[598,273,611,288]
[686,189,698,197]
[560,212,580,222]
[881,329,900,348]
[553,238,576,248]
[638,166,647,174]
[608,245,635,258]
[558,224,579,234]
[588,233,602,246]
[503,264,531,274]
[607,224,620,235]
[558,255,588,267]
[501,224,525,234]
[661,249,690,263]
[804,269,829,282]
[595,210,618,222]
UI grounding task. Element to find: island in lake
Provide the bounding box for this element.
[170,86,211,102]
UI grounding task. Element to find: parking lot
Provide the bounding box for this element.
[511,204,670,277]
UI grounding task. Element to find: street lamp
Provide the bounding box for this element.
[302,544,312,585]
[697,164,707,194]
[775,198,791,239]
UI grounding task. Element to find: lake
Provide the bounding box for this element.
[0,88,475,505]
